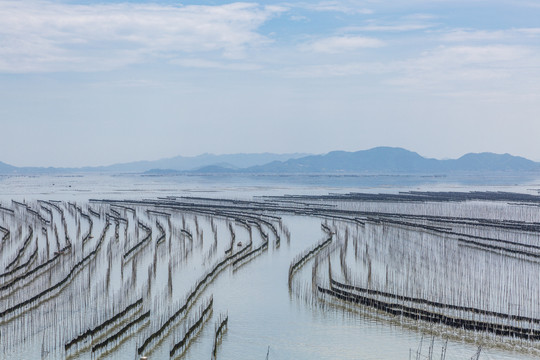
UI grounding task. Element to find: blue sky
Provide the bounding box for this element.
[1,0,539,166]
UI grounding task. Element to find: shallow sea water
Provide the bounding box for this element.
[1,173,540,359]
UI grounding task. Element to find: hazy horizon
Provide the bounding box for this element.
[2,146,539,169]
[1,0,539,167]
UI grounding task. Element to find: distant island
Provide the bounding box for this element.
[1,147,540,175]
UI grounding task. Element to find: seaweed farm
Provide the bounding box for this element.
[2,186,540,359]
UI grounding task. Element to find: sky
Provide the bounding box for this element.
[1,0,539,167]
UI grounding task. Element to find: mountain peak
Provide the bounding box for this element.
[1,148,538,174]
[241,148,540,174]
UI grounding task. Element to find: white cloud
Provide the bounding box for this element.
[441,29,509,42]
[517,28,540,35]
[302,35,384,53]
[283,43,540,100]
[402,13,438,21]
[411,45,531,67]
[0,0,284,73]
[290,15,308,21]
[440,28,540,42]
[280,59,393,77]
[287,1,373,14]
[171,58,262,71]
[342,24,433,32]
[1,0,538,100]
[387,45,540,96]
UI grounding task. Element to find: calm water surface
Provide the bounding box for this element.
[1,174,540,359]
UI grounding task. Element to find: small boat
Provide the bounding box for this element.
[237,241,242,247]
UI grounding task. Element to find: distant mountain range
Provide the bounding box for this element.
[234,147,540,174]
[1,147,539,175]
[0,153,309,175]
[0,161,16,173]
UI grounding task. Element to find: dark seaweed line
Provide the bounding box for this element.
[272,190,540,204]
[123,221,152,259]
[177,196,284,211]
[355,209,540,233]
[170,298,213,358]
[48,201,71,245]
[0,206,14,214]
[39,200,62,213]
[65,297,143,351]
[181,228,193,238]
[321,223,332,233]
[138,247,250,355]
[232,221,269,267]
[68,202,80,211]
[456,237,540,259]
[136,300,189,355]
[447,228,540,252]
[112,204,136,213]
[319,286,540,340]
[78,209,93,242]
[234,218,250,231]
[0,217,107,292]
[360,215,540,259]
[0,243,70,292]
[248,220,268,240]
[123,232,152,259]
[12,200,27,208]
[91,201,283,246]
[91,199,281,224]
[319,213,362,226]
[155,220,166,245]
[106,213,128,224]
[26,206,50,225]
[255,194,540,235]
[232,240,267,267]
[40,205,53,223]
[0,244,38,279]
[289,235,333,284]
[137,278,214,355]
[40,201,72,246]
[448,231,540,256]
[147,209,171,217]
[92,310,150,353]
[225,223,235,255]
[0,225,10,241]
[88,207,100,218]
[212,315,228,359]
[378,216,540,253]
[445,227,540,252]
[5,226,33,270]
[0,222,110,318]
[252,218,277,246]
[331,279,540,325]
[110,208,121,217]
[337,208,540,234]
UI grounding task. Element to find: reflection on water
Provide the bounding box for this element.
[0,175,540,359]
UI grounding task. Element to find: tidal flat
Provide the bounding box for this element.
[1,174,540,359]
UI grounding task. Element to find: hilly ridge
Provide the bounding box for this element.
[242,147,439,173]
[0,153,308,175]
[1,147,539,175]
[238,147,540,174]
[0,161,16,173]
